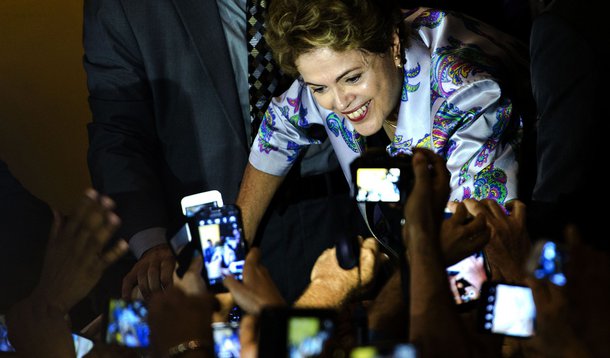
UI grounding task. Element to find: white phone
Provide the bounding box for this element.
[180,190,223,217]
[172,190,224,255]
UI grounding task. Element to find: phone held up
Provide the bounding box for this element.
[477,281,536,338]
[350,148,414,205]
[188,203,248,293]
[104,298,150,349]
[258,307,337,358]
[526,239,567,286]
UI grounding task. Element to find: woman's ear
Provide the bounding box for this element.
[391,29,402,67]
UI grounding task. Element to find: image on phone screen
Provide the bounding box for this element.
[446,251,488,306]
[194,205,246,291]
[478,282,536,338]
[105,298,150,348]
[356,167,401,202]
[287,315,335,358]
[530,240,566,286]
[212,322,240,358]
[350,343,417,358]
[0,315,15,353]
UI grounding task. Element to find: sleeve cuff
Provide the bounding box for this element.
[129,227,167,259]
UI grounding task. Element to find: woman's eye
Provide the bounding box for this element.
[311,86,325,94]
[346,75,361,83]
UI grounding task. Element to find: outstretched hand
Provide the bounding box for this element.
[121,243,175,300]
[35,188,128,313]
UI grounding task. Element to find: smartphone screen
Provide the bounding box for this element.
[0,315,14,353]
[355,167,401,202]
[105,298,150,348]
[73,333,94,358]
[259,308,336,358]
[191,204,247,292]
[446,251,489,306]
[350,343,417,358]
[212,322,240,358]
[527,240,567,286]
[478,282,536,338]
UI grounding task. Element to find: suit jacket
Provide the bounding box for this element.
[84,0,249,239]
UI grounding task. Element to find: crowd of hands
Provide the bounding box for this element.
[3,149,609,358]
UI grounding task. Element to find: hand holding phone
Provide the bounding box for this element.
[477,282,536,338]
[258,307,337,358]
[188,204,247,293]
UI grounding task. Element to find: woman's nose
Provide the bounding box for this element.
[332,87,353,112]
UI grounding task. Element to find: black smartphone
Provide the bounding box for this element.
[526,239,567,286]
[212,322,240,358]
[446,250,491,309]
[104,298,150,348]
[188,204,247,293]
[258,307,337,358]
[349,342,417,358]
[477,282,536,338]
[350,148,414,204]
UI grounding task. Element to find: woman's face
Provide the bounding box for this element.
[295,44,402,136]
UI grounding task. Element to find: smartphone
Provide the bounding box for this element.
[73,333,95,358]
[104,298,150,348]
[350,148,414,204]
[446,251,490,308]
[181,190,223,217]
[258,307,337,358]
[188,204,247,293]
[477,282,536,338]
[171,190,225,258]
[1,315,94,357]
[0,315,14,353]
[212,322,240,358]
[526,239,567,286]
[350,343,417,358]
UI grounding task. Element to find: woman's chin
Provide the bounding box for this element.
[353,120,383,137]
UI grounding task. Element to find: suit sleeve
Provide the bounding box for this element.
[83,0,168,240]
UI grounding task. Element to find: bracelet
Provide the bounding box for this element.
[167,339,211,357]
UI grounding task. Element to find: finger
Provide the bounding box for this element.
[223,276,257,315]
[482,199,507,219]
[48,208,63,245]
[245,247,261,267]
[121,271,138,299]
[451,202,471,223]
[64,189,100,244]
[147,266,162,293]
[137,269,152,299]
[160,258,175,290]
[361,237,379,253]
[462,198,491,218]
[506,199,526,224]
[101,239,129,267]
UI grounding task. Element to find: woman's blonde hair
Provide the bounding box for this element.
[266,0,407,77]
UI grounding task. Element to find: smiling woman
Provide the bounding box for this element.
[236,0,532,244]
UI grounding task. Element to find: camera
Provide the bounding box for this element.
[350,148,414,205]
[103,298,150,348]
[188,204,248,293]
[477,282,536,338]
[526,239,567,286]
[212,322,241,358]
[258,307,337,358]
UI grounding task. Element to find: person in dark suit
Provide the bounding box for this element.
[82,0,356,305]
